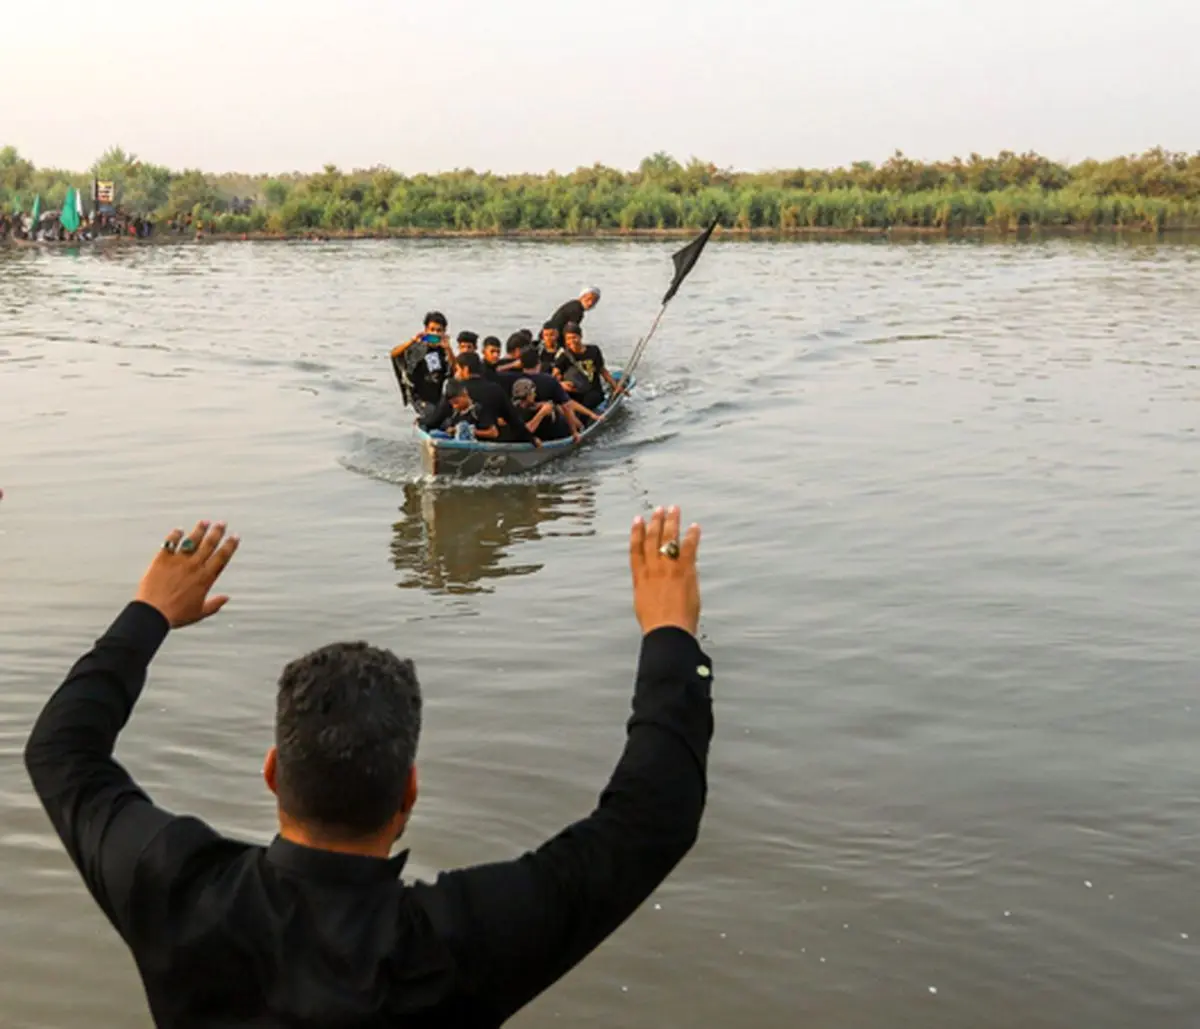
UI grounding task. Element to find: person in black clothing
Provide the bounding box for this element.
[547,286,600,338]
[481,336,522,390]
[555,322,617,412]
[390,311,453,411]
[537,322,564,374]
[419,379,499,440]
[516,345,599,437]
[497,332,526,373]
[23,507,711,1028]
[421,352,541,446]
[510,378,569,440]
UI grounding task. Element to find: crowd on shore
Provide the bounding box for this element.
[0,208,152,243]
[0,209,226,244]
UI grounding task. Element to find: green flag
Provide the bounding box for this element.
[61,188,80,232]
[31,193,41,227]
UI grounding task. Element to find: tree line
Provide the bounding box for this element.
[4,145,1200,235]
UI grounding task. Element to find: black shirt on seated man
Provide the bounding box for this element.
[537,322,564,375]
[497,332,527,374]
[24,507,712,1027]
[555,322,617,413]
[511,378,568,440]
[481,336,523,391]
[422,352,540,445]
[419,379,499,439]
[515,346,600,438]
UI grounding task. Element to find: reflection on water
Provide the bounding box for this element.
[389,477,598,594]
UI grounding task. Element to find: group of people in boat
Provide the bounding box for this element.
[390,287,619,445]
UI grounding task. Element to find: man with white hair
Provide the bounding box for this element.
[547,286,601,339]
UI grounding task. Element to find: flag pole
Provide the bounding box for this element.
[609,218,718,401]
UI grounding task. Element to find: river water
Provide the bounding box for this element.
[1,237,1198,1028]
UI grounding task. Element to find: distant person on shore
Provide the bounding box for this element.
[548,287,600,338]
[24,507,710,1027]
[390,311,454,411]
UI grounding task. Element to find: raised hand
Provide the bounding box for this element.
[135,520,240,629]
[629,506,701,637]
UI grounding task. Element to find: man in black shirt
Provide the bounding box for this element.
[497,332,527,373]
[516,345,599,438]
[510,378,569,440]
[24,507,710,1028]
[547,287,600,338]
[419,379,499,440]
[481,336,522,391]
[422,352,541,446]
[390,310,453,411]
[555,322,617,412]
[537,322,564,374]
[455,330,479,357]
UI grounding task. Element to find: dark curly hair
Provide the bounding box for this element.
[275,642,422,838]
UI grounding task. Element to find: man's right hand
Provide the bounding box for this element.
[135,520,240,629]
[630,506,701,637]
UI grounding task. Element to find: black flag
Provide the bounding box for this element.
[662,218,719,305]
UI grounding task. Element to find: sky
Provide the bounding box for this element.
[3,0,1198,176]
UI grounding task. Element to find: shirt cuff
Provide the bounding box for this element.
[638,626,713,687]
[104,600,172,661]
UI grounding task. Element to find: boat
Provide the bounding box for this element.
[415,370,633,476]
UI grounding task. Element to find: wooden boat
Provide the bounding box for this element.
[416,370,633,477]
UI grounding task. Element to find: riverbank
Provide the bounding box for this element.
[8,222,1200,250]
[5,146,1200,240]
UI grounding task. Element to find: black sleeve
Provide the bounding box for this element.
[498,392,539,444]
[23,603,191,942]
[419,398,452,431]
[412,627,713,1024]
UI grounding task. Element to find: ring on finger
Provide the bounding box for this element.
[162,539,178,554]
[659,540,680,560]
[179,538,198,555]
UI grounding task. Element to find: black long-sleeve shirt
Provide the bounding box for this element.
[547,298,586,338]
[418,376,539,444]
[24,601,713,1028]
